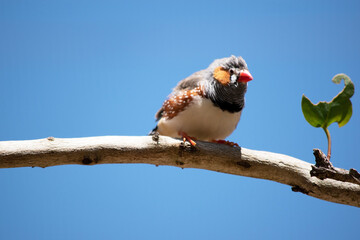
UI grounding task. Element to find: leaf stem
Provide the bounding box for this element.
[323,127,331,161]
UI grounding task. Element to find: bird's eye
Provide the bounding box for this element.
[229,69,234,75]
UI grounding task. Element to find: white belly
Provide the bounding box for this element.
[157,96,241,141]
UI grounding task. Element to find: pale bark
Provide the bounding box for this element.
[0,136,359,207]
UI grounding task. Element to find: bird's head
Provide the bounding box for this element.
[210,55,253,86]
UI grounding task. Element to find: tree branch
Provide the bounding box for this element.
[0,136,359,207]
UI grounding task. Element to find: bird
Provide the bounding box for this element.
[151,55,253,147]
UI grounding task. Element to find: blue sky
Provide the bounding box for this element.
[0,0,359,239]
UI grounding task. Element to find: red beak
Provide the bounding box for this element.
[238,70,253,83]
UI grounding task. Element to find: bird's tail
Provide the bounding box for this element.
[148,125,158,136]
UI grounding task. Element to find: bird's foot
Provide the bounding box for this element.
[212,139,239,148]
[178,131,197,147]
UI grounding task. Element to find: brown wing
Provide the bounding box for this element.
[155,70,205,121]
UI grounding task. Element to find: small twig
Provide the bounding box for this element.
[349,169,360,184]
[312,148,334,169]
[310,149,360,185]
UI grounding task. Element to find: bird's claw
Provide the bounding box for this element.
[179,131,197,147]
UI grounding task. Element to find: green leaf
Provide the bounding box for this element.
[301,74,354,129]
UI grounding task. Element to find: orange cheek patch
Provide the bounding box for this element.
[213,66,230,85]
